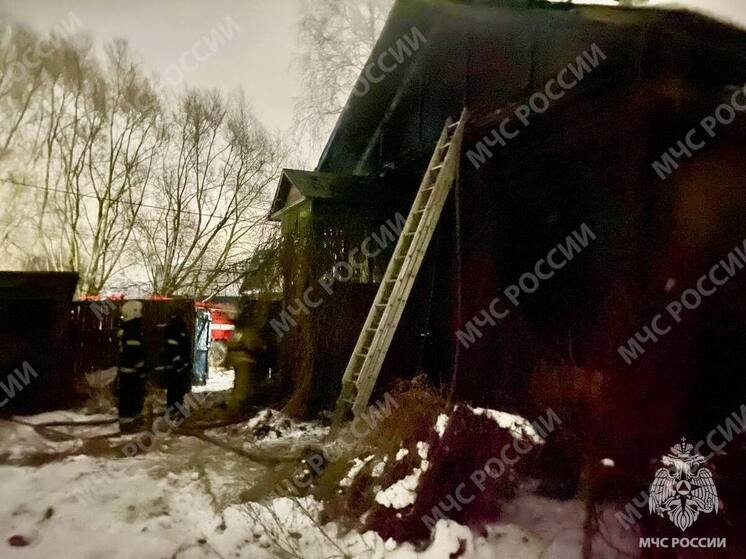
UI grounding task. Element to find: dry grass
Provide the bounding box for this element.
[317,377,531,544]
[317,377,449,531]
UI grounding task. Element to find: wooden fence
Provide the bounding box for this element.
[69,299,195,390]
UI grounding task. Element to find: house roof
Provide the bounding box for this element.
[313,0,746,175]
[314,0,435,174]
[269,169,368,220]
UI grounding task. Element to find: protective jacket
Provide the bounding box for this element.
[164,315,191,411]
[117,317,147,423]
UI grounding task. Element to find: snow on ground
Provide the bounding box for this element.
[193,368,235,394]
[0,406,637,558]
[388,520,546,559]
[203,408,329,461]
[0,409,300,558]
[0,410,119,460]
[2,455,219,558]
[0,406,344,558]
[501,495,639,558]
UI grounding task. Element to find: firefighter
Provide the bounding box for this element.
[225,297,274,414]
[117,301,147,433]
[164,313,192,418]
[226,325,262,414]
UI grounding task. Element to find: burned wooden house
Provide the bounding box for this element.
[270,0,746,463]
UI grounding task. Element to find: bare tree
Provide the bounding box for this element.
[0,18,281,298]
[0,21,45,258]
[72,41,163,294]
[293,0,393,161]
[0,22,45,160]
[237,225,283,295]
[0,28,164,295]
[0,182,24,259]
[134,90,282,299]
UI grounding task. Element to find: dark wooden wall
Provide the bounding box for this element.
[0,272,78,414]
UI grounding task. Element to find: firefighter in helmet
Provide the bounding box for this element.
[117,301,147,433]
[164,313,192,418]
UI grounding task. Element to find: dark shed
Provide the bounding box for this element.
[0,272,79,414]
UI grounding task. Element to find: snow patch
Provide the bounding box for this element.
[340,455,374,487]
[395,448,409,461]
[371,457,387,478]
[469,407,543,443]
[434,413,449,437]
[375,442,430,509]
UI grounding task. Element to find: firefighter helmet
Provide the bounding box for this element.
[121,301,143,322]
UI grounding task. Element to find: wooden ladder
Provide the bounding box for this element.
[332,108,469,426]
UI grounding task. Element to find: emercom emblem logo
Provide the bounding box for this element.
[649,438,718,531]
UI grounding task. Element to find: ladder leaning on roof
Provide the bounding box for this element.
[332,108,469,427]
